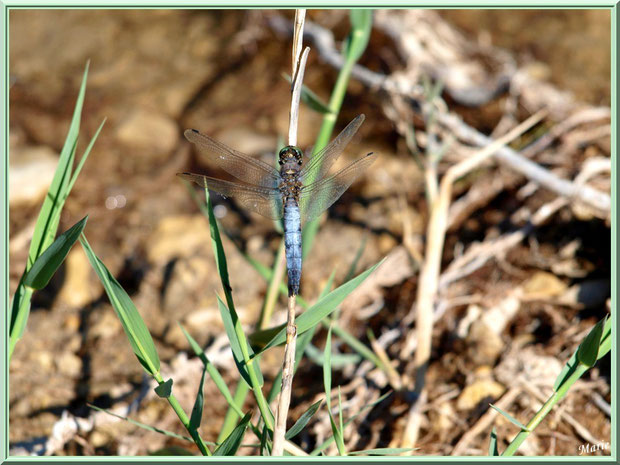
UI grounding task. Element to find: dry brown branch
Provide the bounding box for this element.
[399,110,546,451]
[438,197,568,291]
[284,17,611,215]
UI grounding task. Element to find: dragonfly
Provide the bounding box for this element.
[178,114,376,297]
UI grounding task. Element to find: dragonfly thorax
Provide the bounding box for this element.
[278,146,303,166]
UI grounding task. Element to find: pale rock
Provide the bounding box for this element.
[116,109,178,156]
[146,214,211,264]
[9,145,58,206]
[56,351,82,378]
[521,271,568,299]
[457,367,505,411]
[184,307,222,334]
[58,247,97,308]
[91,309,122,340]
[163,323,189,350]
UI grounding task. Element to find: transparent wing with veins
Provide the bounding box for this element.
[298,152,376,223]
[177,173,283,220]
[184,129,281,189]
[298,114,365,185]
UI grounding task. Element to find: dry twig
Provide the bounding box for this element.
[272,9,308,456]
[400,110,546,451]
[285,17,611,215]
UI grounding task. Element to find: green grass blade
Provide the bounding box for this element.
[213,413,251,456]
[489,427,499,456]
[331,323,383,369]
[577,315,607,367]
[328,409,346,456]
[489,404,529,431]
[80,234,160,375]
[23,215,88,290]
[305,343,361,367]
[282,72,331,114]
[66,118,106,194]
[217,296,254,388]
[189,365,207,430]
[597,315,612,359]
[302,11,373,259]
[323,325,333,410]
[8,284,33,358]
[337,387,344,445]
[87,404,193,443]
[285,400,322,440]
[154,379,173,398]
[255,259,384,355]
[28,62,89,266]
[202,187,235,311]
[343,10,373,61]
[310,391,392,456]
[554,315,612,390]
[259,423,269,456]
[179,323,244,418]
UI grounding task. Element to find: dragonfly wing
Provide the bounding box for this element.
[178,172,283,220]
[298,114,365,185]
[184,129,281,188]
[298,152,376,223]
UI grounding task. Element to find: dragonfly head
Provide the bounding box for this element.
[278,146,303,166]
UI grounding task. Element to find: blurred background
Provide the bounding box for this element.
[9,9,611,456]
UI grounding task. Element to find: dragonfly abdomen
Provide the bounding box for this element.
[283,198,302,296]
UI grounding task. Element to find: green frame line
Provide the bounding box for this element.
[1,2,616,462]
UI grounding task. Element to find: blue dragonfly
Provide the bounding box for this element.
[178,114,375,296]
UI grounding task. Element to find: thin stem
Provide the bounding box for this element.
[217,382,249,443]
[272,296,298,455]
[9,284,33,359]
[153,373,211,456]
[259,240,287,328]
[272,9,307,456]
[501,364,587,456]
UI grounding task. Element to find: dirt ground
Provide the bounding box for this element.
[8,9,612,456]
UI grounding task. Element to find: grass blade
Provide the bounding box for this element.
[285,400,322,440]
[66,118,106,194]
[282,72,331,114]
[10,62,98,359]
[305,343,361,367]
[214,413,251,456]
[328,409,346,456]
[343,10,373,61]
[28,62,89,265]
[255,259,384,355]
[310,391,392,456]
[179,323,244,418]
[554,315,612,390]
[323,325,333,410]
[489,404,528,431]
[189,365,207,430]
[217,295,263,388]
[87,404,193,443]
[23,215,88,290]
[489,427,499,456]
[80,234,160,375]
[154,379,173,398]
[577,315,607,367]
